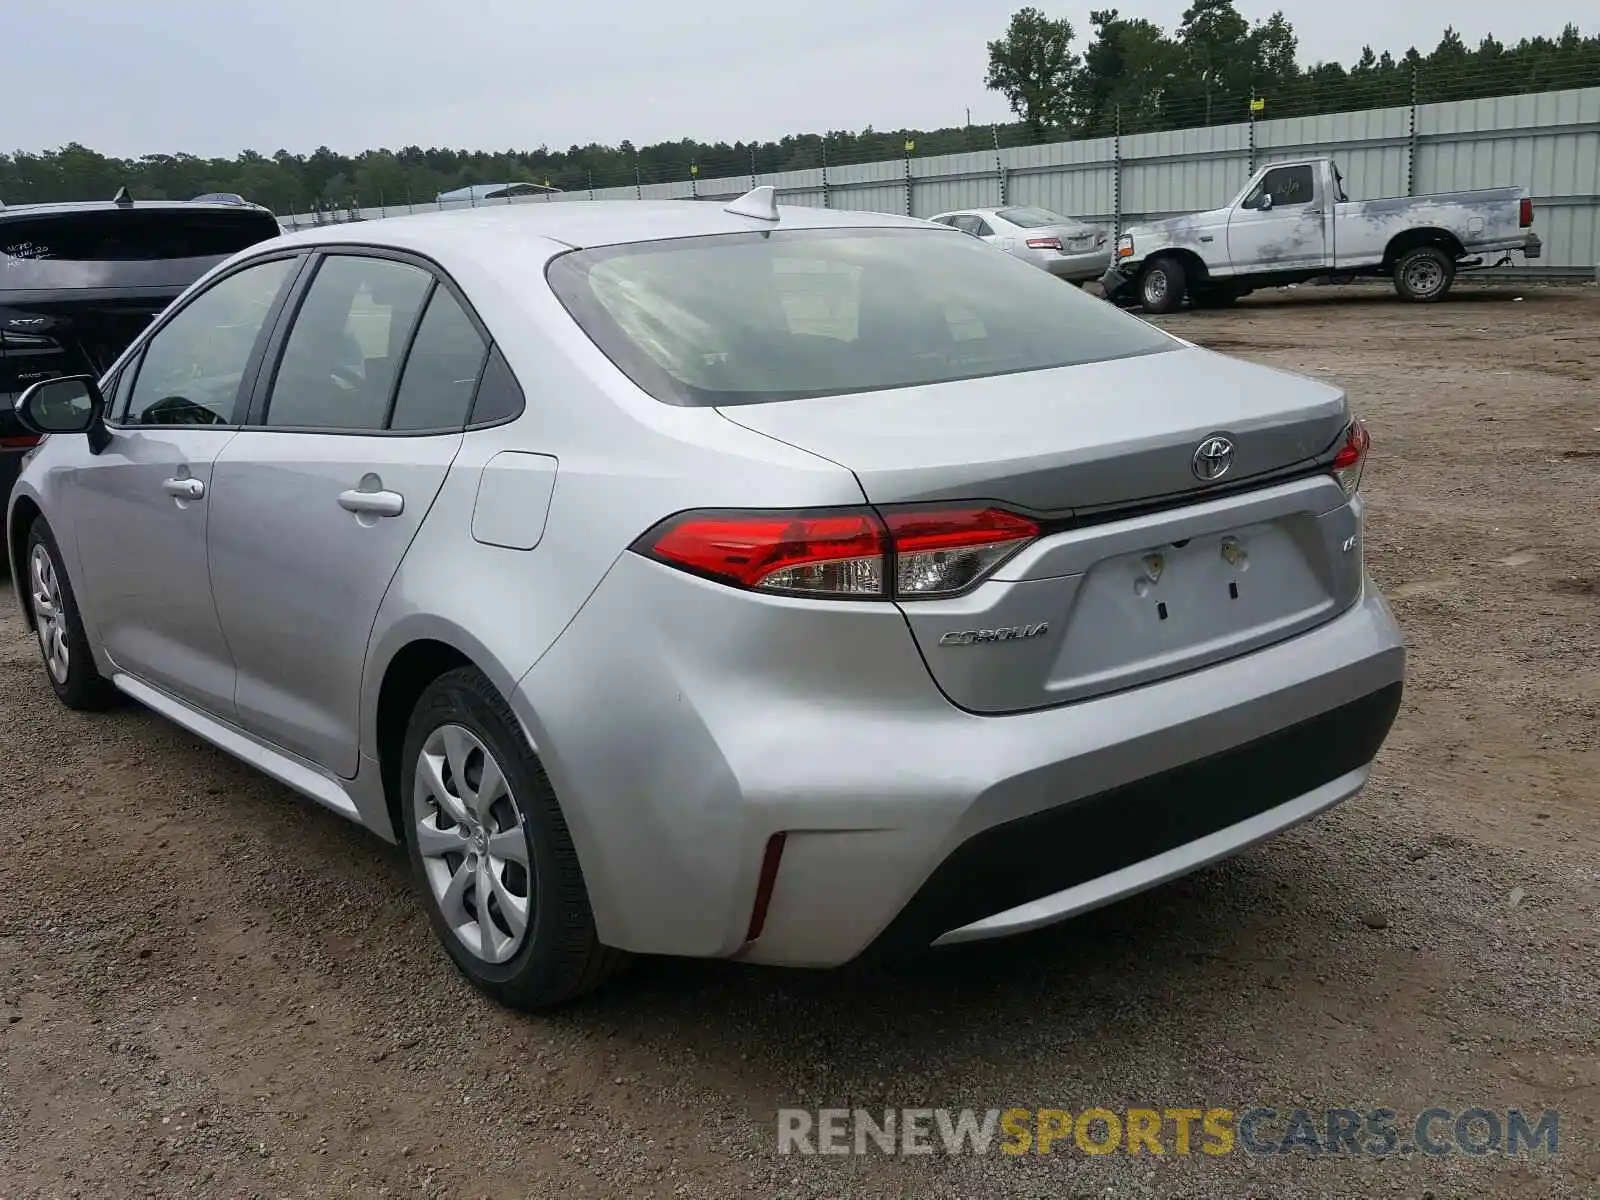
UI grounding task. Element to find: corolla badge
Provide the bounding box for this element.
[939,623,1049,646]
[1191,434,1235,482]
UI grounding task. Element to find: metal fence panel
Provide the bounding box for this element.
[275,85,1600,273]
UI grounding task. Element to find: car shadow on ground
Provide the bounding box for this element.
[1191,285,1549,312]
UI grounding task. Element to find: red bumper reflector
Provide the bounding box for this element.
[0,435,40,449]
[746,833,787,942]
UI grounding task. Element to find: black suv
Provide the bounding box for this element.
[1,193,283,502]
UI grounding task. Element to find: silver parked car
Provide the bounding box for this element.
[7,188,1404,1008]
[929,205,1111,282]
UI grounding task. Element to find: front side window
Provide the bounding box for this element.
[546,227,1173,407]
[265,255,432,430]
[1245,165,1316,210]
[123,256,295,426]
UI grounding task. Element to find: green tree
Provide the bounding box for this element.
[1074,9,1178,135]
[985,7,1081,136]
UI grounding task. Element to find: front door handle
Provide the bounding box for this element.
[338,488,405,518]
[1199,235,1214,242]
[162,476,205,500]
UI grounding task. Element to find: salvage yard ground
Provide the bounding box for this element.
[1,283,1596,1199]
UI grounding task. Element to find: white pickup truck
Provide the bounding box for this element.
[1100,156,1542,313]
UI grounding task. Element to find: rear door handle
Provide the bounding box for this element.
[162,477,205,500]
[338,488,404,518]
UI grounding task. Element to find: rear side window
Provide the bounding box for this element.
[389,287,488,431]
[469,347,525,425]
[546,227,1173,407]
[265,255,432,430]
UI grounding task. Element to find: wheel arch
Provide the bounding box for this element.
[1142,248,1210,285]
[7,495,43,630]
[1384,227,1465,269]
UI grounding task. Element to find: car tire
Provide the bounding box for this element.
[1139,257,1187,314]
[400,665,628,1009]
[1393,246,1456,303]
[23,519,119,711]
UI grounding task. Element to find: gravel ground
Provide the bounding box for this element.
[1,282,1596,1199]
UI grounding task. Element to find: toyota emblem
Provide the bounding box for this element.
[1191,435,1234,482]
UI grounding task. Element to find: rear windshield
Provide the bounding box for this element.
[545,227,1172,406]
[996,207,1072,229]
[0,208,280,293]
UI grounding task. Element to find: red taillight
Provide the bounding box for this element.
[635,504,1040,600]
[0,434,40,449]
[1331,419,1371,496]
[1026,236,1062,250]
[644,510,886,596]
[1520,198,1533,228]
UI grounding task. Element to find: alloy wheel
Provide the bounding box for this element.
[412,724,534,964]
[29,544,70,684]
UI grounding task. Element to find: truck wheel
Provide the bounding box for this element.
[1139,258,1187,314]
[1393,247,1455,302]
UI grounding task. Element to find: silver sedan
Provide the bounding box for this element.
[929,205,1112,282]
[8,188,1403,1008]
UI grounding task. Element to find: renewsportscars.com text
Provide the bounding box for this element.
[777,1106,1560,1158]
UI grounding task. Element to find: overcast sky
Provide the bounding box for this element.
[3,0,1579,158]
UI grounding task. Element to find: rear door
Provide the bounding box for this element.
[206,250,492,775]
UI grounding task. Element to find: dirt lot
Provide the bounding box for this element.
[1,282,1596,1199]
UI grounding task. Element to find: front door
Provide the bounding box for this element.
[207,253,490,775]
[1226,163,1328,273]
[72,255,300,716]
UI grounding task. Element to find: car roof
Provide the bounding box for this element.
[0,198,269,218]
[267,199,940,262]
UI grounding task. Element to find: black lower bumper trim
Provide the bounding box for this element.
[862,681,1403,960]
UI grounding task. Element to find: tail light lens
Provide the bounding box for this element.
[635,504,1041,600]
[1026,236,1062,250]
[1519,197,1533,228]
[1331,418,1371,496]
[886,507,1040,596]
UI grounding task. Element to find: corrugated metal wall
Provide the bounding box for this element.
[281,85,1600,272]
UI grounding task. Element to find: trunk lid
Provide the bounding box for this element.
[718,347,1363,714]
[1039,222,1102,253]
[716,344,1348,513]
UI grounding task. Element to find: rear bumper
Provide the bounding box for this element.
[1037,247,1113,281]
[517,555,1406,968]
[865,681,1399,958]
[1522,233,1542,260]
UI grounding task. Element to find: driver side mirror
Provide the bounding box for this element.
[14,374,112,454]
[1259,192,1274,212]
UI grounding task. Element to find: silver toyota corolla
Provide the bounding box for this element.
[6,188,1405,1008]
